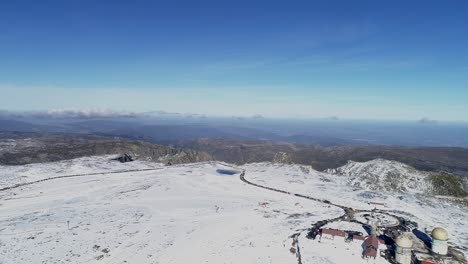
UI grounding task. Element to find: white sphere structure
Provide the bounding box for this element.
[395,234,413,264]
[432,227,448,255]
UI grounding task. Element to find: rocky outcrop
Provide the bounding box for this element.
[325,159,431,193]
[273,152,293,164]
[428,173,468,197]
[327,159,468,197]
[113,153,134,163]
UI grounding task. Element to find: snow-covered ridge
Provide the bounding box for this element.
[325,159,432,193]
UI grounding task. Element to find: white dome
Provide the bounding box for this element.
[395,234,413,248]
[432,228,449,241]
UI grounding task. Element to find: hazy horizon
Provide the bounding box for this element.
[1,108,468,124]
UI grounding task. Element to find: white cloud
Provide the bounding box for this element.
[1,84,467,122]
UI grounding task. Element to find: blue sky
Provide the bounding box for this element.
[1,0,467,121]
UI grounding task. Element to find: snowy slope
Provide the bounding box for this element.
[0,155,164,189]
[325,159,431,193]
[0,158,466,264]
[0,159,342,264]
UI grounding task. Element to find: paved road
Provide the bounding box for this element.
[0,167,164,192]
[240,170,350,212]
[239,170,350,264]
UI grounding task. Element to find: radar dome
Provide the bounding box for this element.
[432,228,448,241]
[395,234,413,248]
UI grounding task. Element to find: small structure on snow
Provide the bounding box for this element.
[395,234,413,264]
[320,228,345,239]
[113,153,134,163]
[431,227,448,256]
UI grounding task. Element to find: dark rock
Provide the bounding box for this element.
[113,153,134,163]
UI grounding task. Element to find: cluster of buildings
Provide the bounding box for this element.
[318,225,386,259]
[318,224,463,264]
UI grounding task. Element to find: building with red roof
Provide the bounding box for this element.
[321,228,345,237]
[363,236,379,259]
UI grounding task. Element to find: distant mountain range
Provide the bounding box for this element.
[2,115,468,185]
[2,132,468,177]
[1,132,467,198]
[178,138,468,175]
[2,116,468,147]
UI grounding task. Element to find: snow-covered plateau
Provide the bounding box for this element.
[0,156,466,263]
